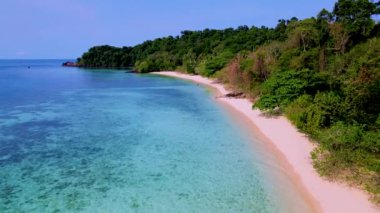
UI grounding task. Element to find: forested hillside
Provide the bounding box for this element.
[77,25,283,73]
[78,0,380,202]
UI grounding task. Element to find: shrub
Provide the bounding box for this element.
[254,69,313,110]
[203,50,235,76]
[312,122,380,197]
[285,94,313,131]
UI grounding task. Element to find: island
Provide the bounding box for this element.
[75,0,380,211]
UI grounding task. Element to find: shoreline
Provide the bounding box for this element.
[152,71,378,213]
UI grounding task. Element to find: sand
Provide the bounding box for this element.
[153,71,378,213]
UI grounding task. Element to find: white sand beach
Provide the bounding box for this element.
[153,71,378,213]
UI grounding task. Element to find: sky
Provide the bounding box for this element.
[0,0,336,59]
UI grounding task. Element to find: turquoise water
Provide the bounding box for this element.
[0,60,311,212]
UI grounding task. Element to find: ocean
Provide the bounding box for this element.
[0,60,312,212]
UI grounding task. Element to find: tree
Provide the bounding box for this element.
[329,22,351,54]
[317,9,334,22]
[287,19,320,51]
[333,0,380,38]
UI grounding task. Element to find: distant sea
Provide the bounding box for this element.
[0,60,312,212]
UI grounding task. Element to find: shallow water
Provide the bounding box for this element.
[0,60,312,212]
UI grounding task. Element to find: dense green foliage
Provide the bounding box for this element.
[78,45,133,68]
[78,0,380,202]
[78,26,284,74]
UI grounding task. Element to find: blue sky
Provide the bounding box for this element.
[1,0,336,59]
